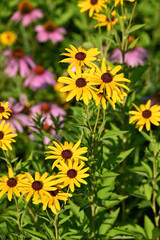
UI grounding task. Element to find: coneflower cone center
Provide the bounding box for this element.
[32,181,43,190]
[34,66,45,74]
[0,106,4,113]
[75,52,86,61]
[43,123,50,131]
[44,21,56,32]
[61,150,73,160]
[18,1,33,14]
[67,169,77,178]
[12,49,24,59]
[41,103,51,113]
[76,78,87,88]
[0,131,4,140]
[101,72,113,83]
[7,178,17,187]
[49,189,59,196]
[90,0,98,5]
[142,110,151,119]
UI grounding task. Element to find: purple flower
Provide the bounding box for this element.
[30,102,66,122]
[109,46,149,67]
[24,65,56,91]
[10,1,43,27]
[35,20,66,44]
[4,49,35,77]
[5,97,32,133]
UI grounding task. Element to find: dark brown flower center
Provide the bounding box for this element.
[0,131,4,140]
[44,21,56,32]
[32,181,43,190]
[76,78,87,88]
[142,110,151,119]
[67,169,77,178]
[41,103,51,113]
[34,66,45,75]
[90,0,98,5]
[101,72,113,83]
[75,52,86,61]
[49,189,59,197]
[61,150,73,160]
[7,178,17,187]
[12,49,24,59]
[0,106,4,113]
[18,1,33,14]
[106,16,114,22]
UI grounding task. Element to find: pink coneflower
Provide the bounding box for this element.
[109,37,149,67]
[24,65,56,91]
[5,97,32,133]
[4,49,35,77]
[30,102,66,122]
[10,1,43,26]
[35,20,66,44]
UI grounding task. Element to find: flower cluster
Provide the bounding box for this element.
[58,45,130,109]
[0,139,89,213]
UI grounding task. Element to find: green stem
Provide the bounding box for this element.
[97,108,106,142]
[90,168,95,240]
[150,131,159,237]
[14,194,23,239]
[86,105,92,132]
[124,1,137,51]
[20,24,30,54]
[54,214,59,239]
[93,104,101,134]
[2,150,12,169]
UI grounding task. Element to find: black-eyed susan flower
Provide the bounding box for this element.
[0,168,24,201]
[46,140,88,169]
[114,0,135,6]
[93,91,115,109]
[129,100,160,131]
[56,160,89,192]
[78,0,107,17]
[58,68,99,105]
[92,57,130,101]
[0,120,17,151]
[42,187,72,214]
[0,102,12,120]
[60,45,101,70]
[19,172,62,203]
[0,32,17,46]
[93,10,119,31]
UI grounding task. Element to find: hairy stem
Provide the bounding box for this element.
[150,131,159,238]
[14,194,23,239]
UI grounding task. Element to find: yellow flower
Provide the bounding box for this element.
[46,140,88,169]
[0,168,24,201]
[78,0,107,17]
[114,0,135,6]
[60,45,101,70]
[58,68,99,105]
[0,120,17,151]
[0,102,12,120]
[42,186,72,214]
[92,57,130,102]
[56,160,89,192]
[93,10,119,31]
[19,172,62,203]
[0,32,17,46]
[129,100,160,131]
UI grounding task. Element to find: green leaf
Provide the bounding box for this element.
[130,65,149,85]
[59,215,71,225]
[99,208,120,235]
[140,131,151,142]
[25,229,48,240]
[45,224,55,239]
[128,38,139,50]
[101,130,128,140]
[128,24,145,33]
[144,215,154,239]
